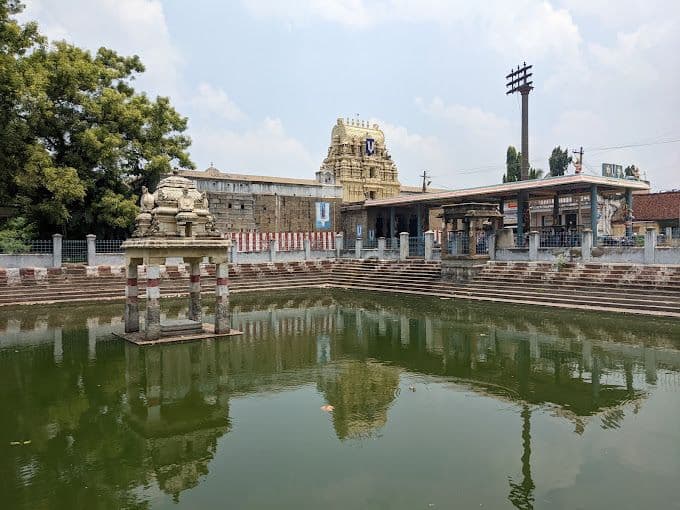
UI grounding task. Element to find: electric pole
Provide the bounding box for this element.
[506,62,534,243]
[506,62,534,180]
[421,170,431,193]
[573,147,583,174]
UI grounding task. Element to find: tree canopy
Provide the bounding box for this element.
[548,146,572,176]
[0,0,194,239]
[502,146,543,182]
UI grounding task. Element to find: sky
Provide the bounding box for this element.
[19,0,680,191]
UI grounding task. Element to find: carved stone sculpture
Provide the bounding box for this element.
[140,186,155,212]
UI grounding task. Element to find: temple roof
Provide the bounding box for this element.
[363,174,651,208]
[331,117,385,144]
[633,191,680,221]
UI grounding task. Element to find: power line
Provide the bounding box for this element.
[585,138,680,153]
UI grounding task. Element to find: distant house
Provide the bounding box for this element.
[631,191,680,232]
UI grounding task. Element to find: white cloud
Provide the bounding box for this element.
[416,97,511,137]
[20,0,181,99]
[373,119,450,187]
[191,83,246,122]
[242,0,581,61]
[189,117,317,177]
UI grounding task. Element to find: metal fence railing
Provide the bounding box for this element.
[343,237,356,251]
[599,235,643,247]
[513,233,528,248]
[29,240,53,253]
[408,235,424,256]
[448,231,469,255]
[385,237,399,250]
[363,238,378,249]
[62,239,87,263]
[0,239,53,254]
[537,228,582,248]
[95,239,124,253]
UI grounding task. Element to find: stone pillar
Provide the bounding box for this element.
[644,227,656,264]
[377,237,385,259]
[440,223,449,256]
[399,232,409,261]
[355,238,362,259]
[269,238,278,262]
[424,230,434,261]
[125,261,139,333]
[625,189,634,238]
[188,259,202,323]
[529,231,539,261]
[582,229,593,262]
[335,233,343,258]
[517,193,525,245]
[214,262,230,334]
[52,233,62,268]
[468,229,477,256]
[590,184,599,246]
[665,226,672,243]
[86,234,96,266]
[488,233,496,261]
[389,207,396,239]
[304,238,311,260]
[497,227,514,249]
[145,263,161,340]
[230,243,238,264]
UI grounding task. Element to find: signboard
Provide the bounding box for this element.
[315,202,331,230]
[365,138,375,156]
[602,163,624,178]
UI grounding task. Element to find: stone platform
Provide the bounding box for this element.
[115,323,242,346]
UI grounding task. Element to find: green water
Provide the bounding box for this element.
[1,291,679,510]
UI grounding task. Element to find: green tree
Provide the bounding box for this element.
[503,146,521,183]
[0,1,194,238]
[503,146,543,182]
[548,146,572,176]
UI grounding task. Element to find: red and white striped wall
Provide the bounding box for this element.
[229,231,337,253]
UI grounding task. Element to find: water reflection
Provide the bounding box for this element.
[0,292,679,509]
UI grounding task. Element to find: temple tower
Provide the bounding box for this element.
[316,118,401,203]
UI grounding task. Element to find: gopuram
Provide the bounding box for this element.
[121,170,236,344]
[316,118,401,202]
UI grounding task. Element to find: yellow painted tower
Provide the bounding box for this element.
[316,118,401,203]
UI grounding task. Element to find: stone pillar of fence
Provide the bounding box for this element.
[355,238,362,259]
[377,237,386,259]
[529,231,539,261]
[424,230,434,261]
[304,238,311,260]
[399,232,409,261]
[52,233,62,268]
[644,227,656,264]
[497,227,514,249]
[86,234,96,266]
[582,229,593,262]
[335,233,343,258]
[230,243,238,264]
[488,233,496,261]
[269,239,278,262]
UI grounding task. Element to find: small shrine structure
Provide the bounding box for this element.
[121,170,234,343]
[440,202,502,281]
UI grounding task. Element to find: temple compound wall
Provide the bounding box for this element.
[179,167,342,233]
